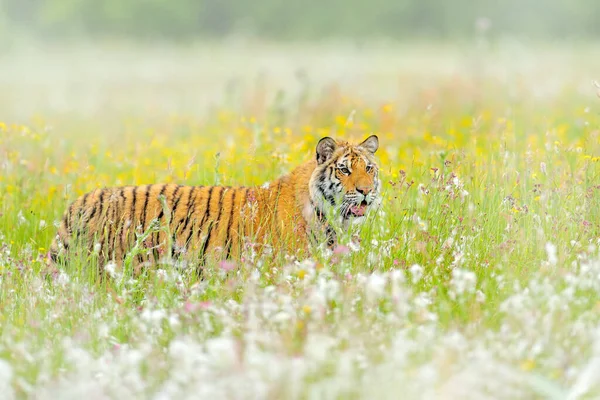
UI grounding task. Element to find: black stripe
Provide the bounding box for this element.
[130,186,138,225]
[78,192,91,218]
[87,189,103,224]
[154,184,169,222]
[114,188,127,256]
[64,210,71,238]
[152,184,169,249]
[224,189,237,259]
[96,189,110,256]
[105,190,117,258]
[135,185,152,265]
[179,187,200,238]
[309,199,331,247]
[184,186,214,248]
[324,191,335,206]
[198,186,217,234]
[170,185,183,217]
[107,188,125,259]
[200,187,226,263]
[171,186,194,257]
[152,247,161,264]
[73,191,91,238]
[139,184,152,232]
[97,189,109,219]
[311,200,326,224]
[124,186,137,251]
[162,184,181,257]
[326,225,336,247]
[67,199,78,230]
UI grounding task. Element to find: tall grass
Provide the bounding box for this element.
[0,43,599,398]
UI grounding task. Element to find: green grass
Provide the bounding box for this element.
[0,43,599,398]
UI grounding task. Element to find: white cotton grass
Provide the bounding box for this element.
[2,250,600,399]
[0,360,14,400]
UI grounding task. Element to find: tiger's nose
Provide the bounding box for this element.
[356,186,372,196]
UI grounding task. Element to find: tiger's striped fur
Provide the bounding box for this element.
[50,135,380,272]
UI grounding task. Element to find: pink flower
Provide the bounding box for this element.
[184,301,212,312]
[184,301,196,313]
[246,190,257,203]
[219,260,236,271]
[333,245,350,255]
[199,301,211,310]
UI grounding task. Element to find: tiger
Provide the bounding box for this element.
[49,135,381,274]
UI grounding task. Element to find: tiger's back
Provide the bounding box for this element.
[50,183,286,270]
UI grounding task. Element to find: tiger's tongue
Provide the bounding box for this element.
[350,204,367,216]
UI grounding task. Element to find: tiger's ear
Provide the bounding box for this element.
[358,134,379,154]
[316,137,338,164]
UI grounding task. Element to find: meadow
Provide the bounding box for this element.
[0,42,600,399]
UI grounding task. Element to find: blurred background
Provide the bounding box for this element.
[0,0,599,122]
[1,0,599,43]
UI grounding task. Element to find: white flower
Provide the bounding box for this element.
[0,359,13,399]
[17,211,26,226]
[105,262,117,278]
[56,271,70,286]
[450,268,477,298]
[476,289,486,303]
[545,242,558,266]
[366,272,387,301]
[141,308,166,325]
[409,264,423,284]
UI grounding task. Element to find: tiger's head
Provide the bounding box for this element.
[309,135,381,223]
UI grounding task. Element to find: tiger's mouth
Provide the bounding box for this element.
[348,200,369,218]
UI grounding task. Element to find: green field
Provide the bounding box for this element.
[1,43,600,398]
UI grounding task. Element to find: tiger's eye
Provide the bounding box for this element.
[339,167,351,175]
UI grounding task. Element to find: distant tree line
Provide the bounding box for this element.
[1,0,599,41]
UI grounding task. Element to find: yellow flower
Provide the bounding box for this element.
[335,115,347,126]
[520,359,535,371]
[302,305,312,314]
